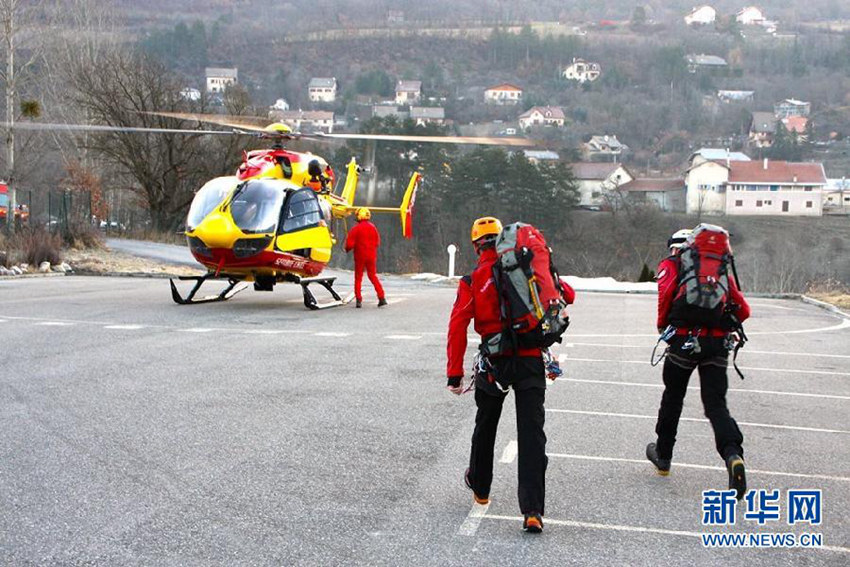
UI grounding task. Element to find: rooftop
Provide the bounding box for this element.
[621,178,684,192]
[687,54,728,66]
[570,162,625,180]
[519,106,566,120]
[693,148,751,162]
[485,83,523,92]
[396,80,422,92]
[410,106,445,119]
[728,160,826,185]
[205,67,237,78]
[308,77,336,89]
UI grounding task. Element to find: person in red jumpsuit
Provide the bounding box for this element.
[345,207,387,308]
[446,216,575,534]
[647,226,751,499]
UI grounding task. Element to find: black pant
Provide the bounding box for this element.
[468,356,547,515]
[654,336,744,461]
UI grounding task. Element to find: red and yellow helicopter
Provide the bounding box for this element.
[13,113,531,308]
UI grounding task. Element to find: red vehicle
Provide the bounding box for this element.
[0,183,29,225]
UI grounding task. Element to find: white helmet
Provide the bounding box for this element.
[668,228,692,250]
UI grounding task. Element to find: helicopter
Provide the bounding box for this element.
[9,113,532,309]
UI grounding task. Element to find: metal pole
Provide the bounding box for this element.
[4,4,15,237]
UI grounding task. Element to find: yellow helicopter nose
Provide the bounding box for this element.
[192,211,241,249]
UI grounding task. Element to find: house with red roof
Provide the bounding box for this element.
[686,155,827,216]
[484,83,523,105]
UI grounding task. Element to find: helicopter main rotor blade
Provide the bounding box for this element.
[142,111,274,132]
[313,132,534,147]
[2,122,239,136]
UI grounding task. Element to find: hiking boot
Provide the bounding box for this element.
[726,455,747,500]
[646,443,671,476]
[355,300,362,308]
[377,297,388,307]
[523,513,543,533]
[464,468,489,505]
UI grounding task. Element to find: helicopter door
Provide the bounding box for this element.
[275,188,333,263]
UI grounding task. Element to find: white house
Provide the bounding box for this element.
[571,162,634,206]
[685,156,734,215]
[824,178,850,214]
[717,90,754,103]
[518,106,565,130]
[523,150,560,164]
[267,110,335,133]
[308,78,337,103]
[410,106,445,126]
[584,135,629,161]
[205,67,237,93]
[686,155,827,216]
[562,58,601,83]
[774,98,810,118]
[484,83,523,105]
[271,98,290,111]
[395,80,422,105]
[736,6,766,25]
[684,5,716,26]
[179,87,201,102]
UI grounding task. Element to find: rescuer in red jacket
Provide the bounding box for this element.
[345,208,387,308]
[647,227,751,500]
[446,216,575,534]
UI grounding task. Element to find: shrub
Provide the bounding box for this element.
[62,222,104,250]
[10,228,63,267]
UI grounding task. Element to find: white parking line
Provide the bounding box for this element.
[385,334,421,340]
[499,440,518,464]
[545,452,850,483]
[480,514,850,553]
[104,325,145,330]
[36,321,75,326]
[557,342,850,360]
[313,332,351,337]
[558,355,850,377]
[546,408,850,435]
[243,329,310,335]
[457,501,490,536]
[555,377,850,402]
[181,328,218,333]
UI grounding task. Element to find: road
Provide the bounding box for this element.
[1,273,849,565]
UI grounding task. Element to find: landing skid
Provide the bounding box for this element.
[300,276,354,310]
[170,274,249,305]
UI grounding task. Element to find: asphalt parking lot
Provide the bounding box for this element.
[1,273,848,565]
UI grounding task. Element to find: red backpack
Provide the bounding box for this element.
[483,222,570,355]
[669,224,736,329]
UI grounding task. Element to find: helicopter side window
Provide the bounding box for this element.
[280,188,322,234]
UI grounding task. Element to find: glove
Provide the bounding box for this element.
[447,376,464,395]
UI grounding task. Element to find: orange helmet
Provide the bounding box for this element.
[357,207,371,221]
[470,216,502,243]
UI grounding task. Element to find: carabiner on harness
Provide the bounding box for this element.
[650,325,675,367]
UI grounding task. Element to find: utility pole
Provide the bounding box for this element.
[2,1,15,237]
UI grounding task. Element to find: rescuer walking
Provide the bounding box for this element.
[345,207,387,308]
[446,216,575,533]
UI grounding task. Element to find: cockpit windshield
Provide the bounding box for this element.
[230,179,286,234]
[186,176,237,230]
